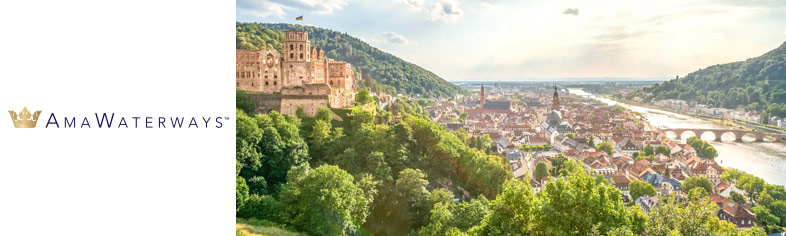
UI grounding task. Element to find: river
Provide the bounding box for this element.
[570,89,786,187]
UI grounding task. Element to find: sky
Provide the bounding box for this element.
[237,0,786,81]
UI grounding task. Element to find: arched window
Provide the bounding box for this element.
[299,45,303,51]
[290,53,294,59]
[300,53,304,59]
[289,44,293,50]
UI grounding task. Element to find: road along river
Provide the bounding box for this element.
[570,89,786,187]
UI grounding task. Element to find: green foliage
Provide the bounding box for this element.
[466,134,495,154]
[730,191,746,204]
[548,154,568,177]
[468,180,539,235]
[468,161,647,235]
[355,88,373,105]
[236,218,306,236]
[611,105,627,113]
[396,168,431,227]
[520,144,552,152]
[772,201,786,227]
[237,194,284,222]
[643,144,654,156]
[236,22,462,97]
[279,164,374,236]
[720,168,786,232]
[534,162,548,182]
[596,142,614,155]
[236,90,255,114]
[565,132,576,139]
[247,176,268,196]
[687,136,718,160]
[752,205,782,233]
[631,41,786,118]
[629,180,657,201]
[647,191,764,236]
[757,191,775,206]
[654,145,671,156]
[236,177,249,212]
[682,176,713,195]
[236,110,310,190]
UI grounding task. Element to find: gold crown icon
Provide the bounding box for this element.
[9,107,42,128]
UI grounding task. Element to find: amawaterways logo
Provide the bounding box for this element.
[9,107,228,129]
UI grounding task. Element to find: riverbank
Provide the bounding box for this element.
[570,88,786,187]
[591,93,751,131]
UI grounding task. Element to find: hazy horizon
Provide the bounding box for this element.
[237,0,786,80]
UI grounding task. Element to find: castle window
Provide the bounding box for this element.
[236,72,239,78]
[300,53,303,59]
[290,44,293,50]
[290,53,294,59]
[251,83,254,86]
[299,45,303,51]
[236,82,239,86]
[265,75,268,78]
[274,75,277,78]
[241,72,245,78]
[274,81,277,85]
[265,81,269,86]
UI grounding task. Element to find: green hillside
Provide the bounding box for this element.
[236,22,462,98]
[629,41,786,120]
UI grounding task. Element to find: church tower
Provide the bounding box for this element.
[480,85,486,106]
[551,85,560,110]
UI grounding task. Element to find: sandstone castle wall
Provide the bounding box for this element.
[237,30,356,115]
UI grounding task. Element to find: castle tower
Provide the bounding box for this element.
[282,30,312,87]
[480,85,486,106]
[551,85,560,110]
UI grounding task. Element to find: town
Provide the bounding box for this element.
[415,83,762,230]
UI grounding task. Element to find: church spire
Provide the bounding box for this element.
[552,85,560,110]
[480,85,486,106]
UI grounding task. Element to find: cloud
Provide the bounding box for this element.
[381,31,410,44]
[395,0,426,12]
[429,0,463,22]
[238,0,287,18]
[563,8,579,16]
[238,0,348,18]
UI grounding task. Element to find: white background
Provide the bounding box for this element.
[0,0,234,235]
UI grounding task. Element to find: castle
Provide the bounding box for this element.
[236,30,357,115]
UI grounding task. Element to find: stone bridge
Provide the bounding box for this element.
[659,128,786,142]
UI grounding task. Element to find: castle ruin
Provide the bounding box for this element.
[236,30,356,115]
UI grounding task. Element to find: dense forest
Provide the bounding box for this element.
[235,92,770,236]
[628,41,786,121]
[236,22,462,98]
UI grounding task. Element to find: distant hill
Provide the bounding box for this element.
[630,41,786,121]
[236,22,462,98]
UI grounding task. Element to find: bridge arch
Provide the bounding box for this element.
[738,133,756,142]
[698,131,718,142]
[680,130,697,140]
[718,131,736,142]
